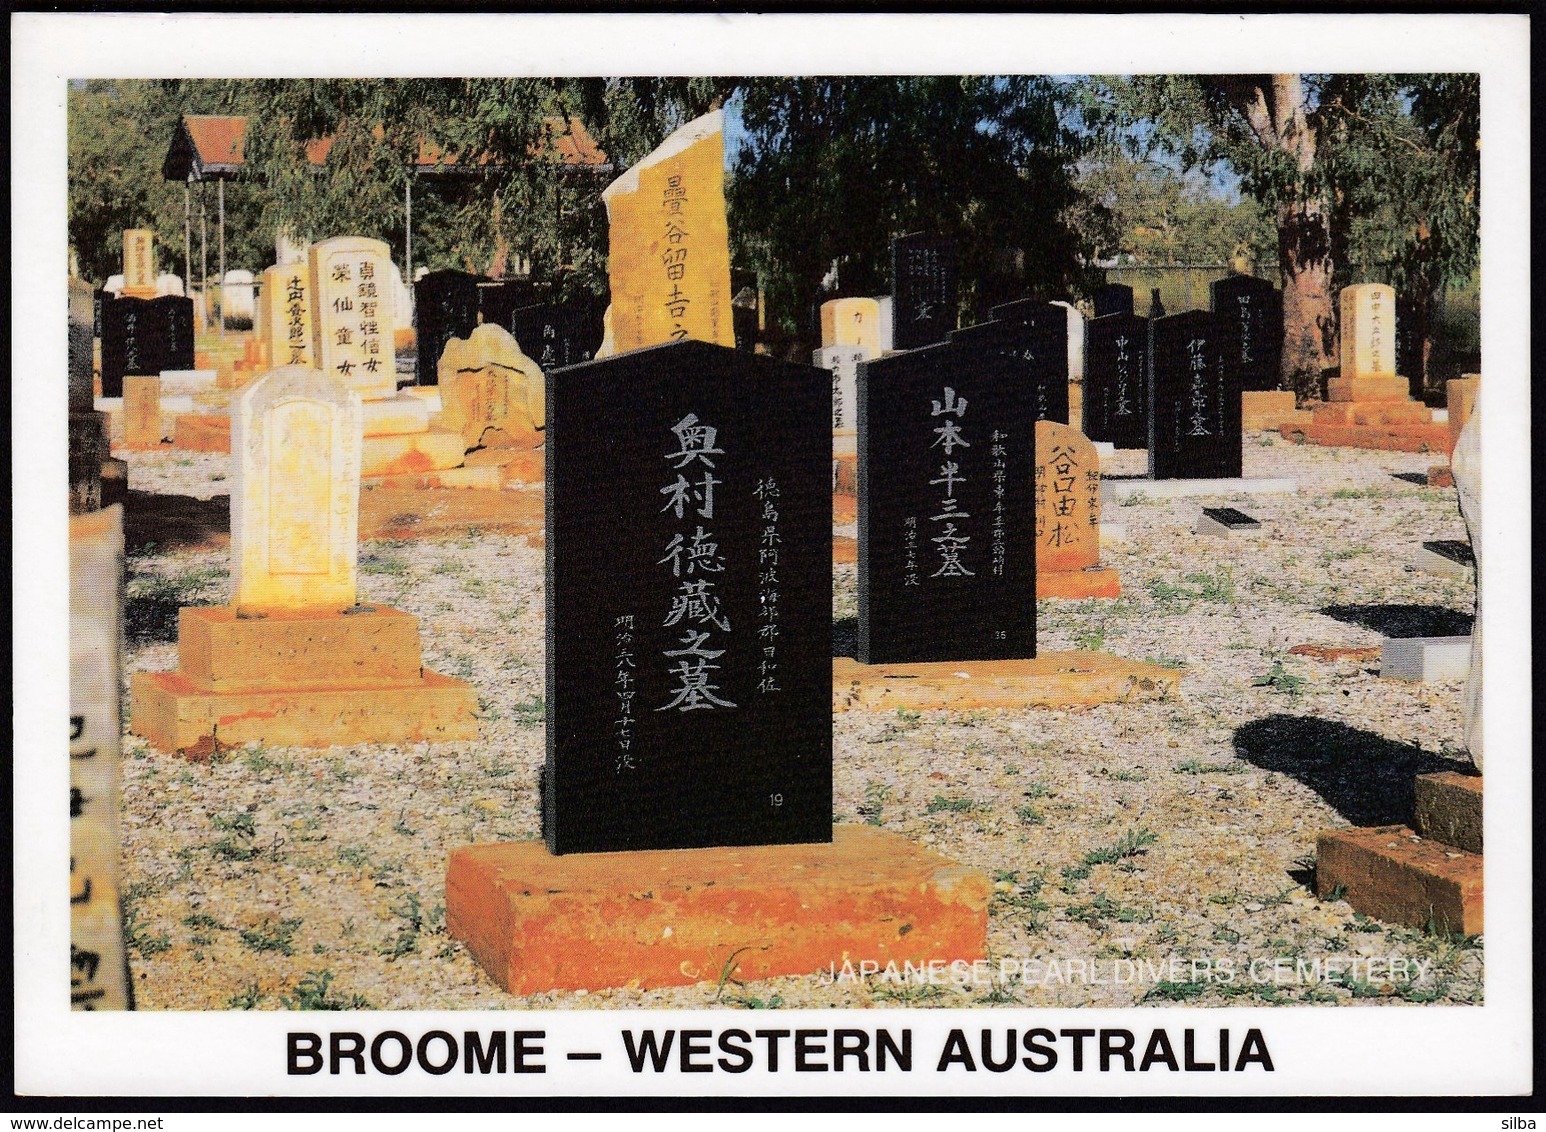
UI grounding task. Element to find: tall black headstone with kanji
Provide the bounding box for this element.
[415,270,484,385]
[857,338,1037,665]
[544,339,831,854]
[1093,283,1135,319]
[149,295,195,371]
[99,296,157,398]
[1148,310,1242,480]
[508,299,603,372]
[891,233,958,350]
[1085,312,1150,449]
[1396,296,1427,401]
[476,279,539,331]
[1209,273,1282,392]
[948,311,1069,426]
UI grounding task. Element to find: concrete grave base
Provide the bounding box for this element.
[1196,513,1261,538]
[1380,636,1472,682]
[1240,390,1297,432]
[357,483,543,541]
[1414,771,1483,855]
[1099,520,1127,544]
[362,465,506,491]
[173,412,232,453]
[445,825,990,995]
[361,428,468,476]
[1092,440,1116,460]
[1316,825,1482,935]
[464,446,544,485]
[1101,477,1297,503]
[1037,567,1122,600]
[833,652,1180,713]
[129,604,479,752]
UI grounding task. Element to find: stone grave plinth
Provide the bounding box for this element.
[1316,771,1482,936]
[130,367,478,752]
[1034,421,1120,599]
[1241,389,1299,432]
[446,339,989,997]
[420,322,547,487]
[447,826,989,995]
[1290,284,1452,454]
[833,653,1179,712]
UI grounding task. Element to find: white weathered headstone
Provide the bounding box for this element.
[1052,300,1086,381]
[155,273,185,298]
[222,269,256,323]
[231,367,363,614]
[70,505,132,1010]
[814,344,871,440]
[309,237,398,400]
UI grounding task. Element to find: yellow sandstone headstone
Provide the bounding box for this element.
[601,110,734,353]
[1339,283,1398,380]
[437,323,546,448]
[309,237,397,400]
[820,298,883,352]
[230,367,363,614]
[1034,420,1102,573]
[261,263,313,369]
[122,229,156,299]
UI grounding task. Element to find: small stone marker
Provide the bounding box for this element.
[1414,771,1483,855]
[1147,310,1243,480]
[506,299,602,371]
[1034,421,1120,599]
[1196,506,1261,537]
[1084,311,1150,450]
[1446,375,1479,449]
[857,337,1037,664]
[1093,283,1134,319]
[820,297,883,353]
[1335,283,1401,391]
[1380,636,1472,683]
[121,229,156,299]
[1210,273,1283,392]
[123,374,164,451]
[545,340,830,853]
[70,505,133,1009]
[891,232,958,350]
[1316,824,1481,935]
[601,110,735,353]
[230,367,363,614]
[1412,539,1474,579]
[437,324,545,450]
[308,236,398,401]
[414,269,483,386]
[260,264,313,369]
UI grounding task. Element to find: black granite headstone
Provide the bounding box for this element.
[508,299,603,372]
[891,232,958,350]
[476,279,539,331]
[1147,310,1242,480]
[731,270,759,354]
[857,339,1038,665]
[1093,283,1135,319]
[149,295,195,372]
[99,297,156,398]
[1148,289,1167,319]
[1201,506,1260,530]
[1210,274,1283,392]
[1084,312,1150,450]
[92,290,105,340]
[544,339,831,854]
[1396,296,1427,400]
[948,312,1069,426]
[414,270,484,385]
[69,282,95,413]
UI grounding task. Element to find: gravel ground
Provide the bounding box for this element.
[114,431,1482,1012]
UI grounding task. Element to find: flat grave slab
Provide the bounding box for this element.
[1101,477,1298,503]
[1196,506,1262,537]
[832,652,1180,713]
[1380,635,1472,682]
[446,825,989,995]
[1411,539,1474,579]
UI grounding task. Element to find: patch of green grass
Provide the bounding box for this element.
[926,794,980,815]
[1184,566,1236,603]
[859,781,893,827]
[1066,893,1154,928]
[871,981,947,1005]
[1098,767,1149,783]
[239,917,302,956]
[1252,660,1307,696]
[226,984,265,1010]
[336,845,371,869]
[381,893,438,961]
[1119,491,1153,507]
[509,697,545,728]
[358,552,410,576]
[1073,627,1105,652]
[1145,978,1208,1002]
[1015,803,1045,825]
[125,565,227,644]
[432,559,466,575]
[183,912,228,932]
[1143,656,1187,670]
[282,970,372,1011]
[210,811,258,861]
[123,907,172,958]
[1062,828,1158,890]
[1331,486,1391,500]
[1020,780,1050,799]
[1172,758,1247,776]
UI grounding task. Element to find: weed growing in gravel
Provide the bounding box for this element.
[1061,828,1158,889]
[1020,780,1050,799]
[926,795,980,815]
[123,906,172,958]
[282,970,373,1011]
[1065,893,1153,928]
[1185,567,1236,603]
[1252,660,1308,696]
[1098,767,1149,782]
[227,984,265,1009]
[1015,804,1045,825]
[509,697,545,728]
[871,982,947,1005]
[1172,758,1247,776]
[383,893,434,960]
[125,565,226,644]
[337,845,371,869]
[240,918,302,956]
[1073,627,1105,651]
[859,782,893,826]
[210,811,257,861]
[432,560,466,575]
[1120,491,1153,507]
[359,552,410,576]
